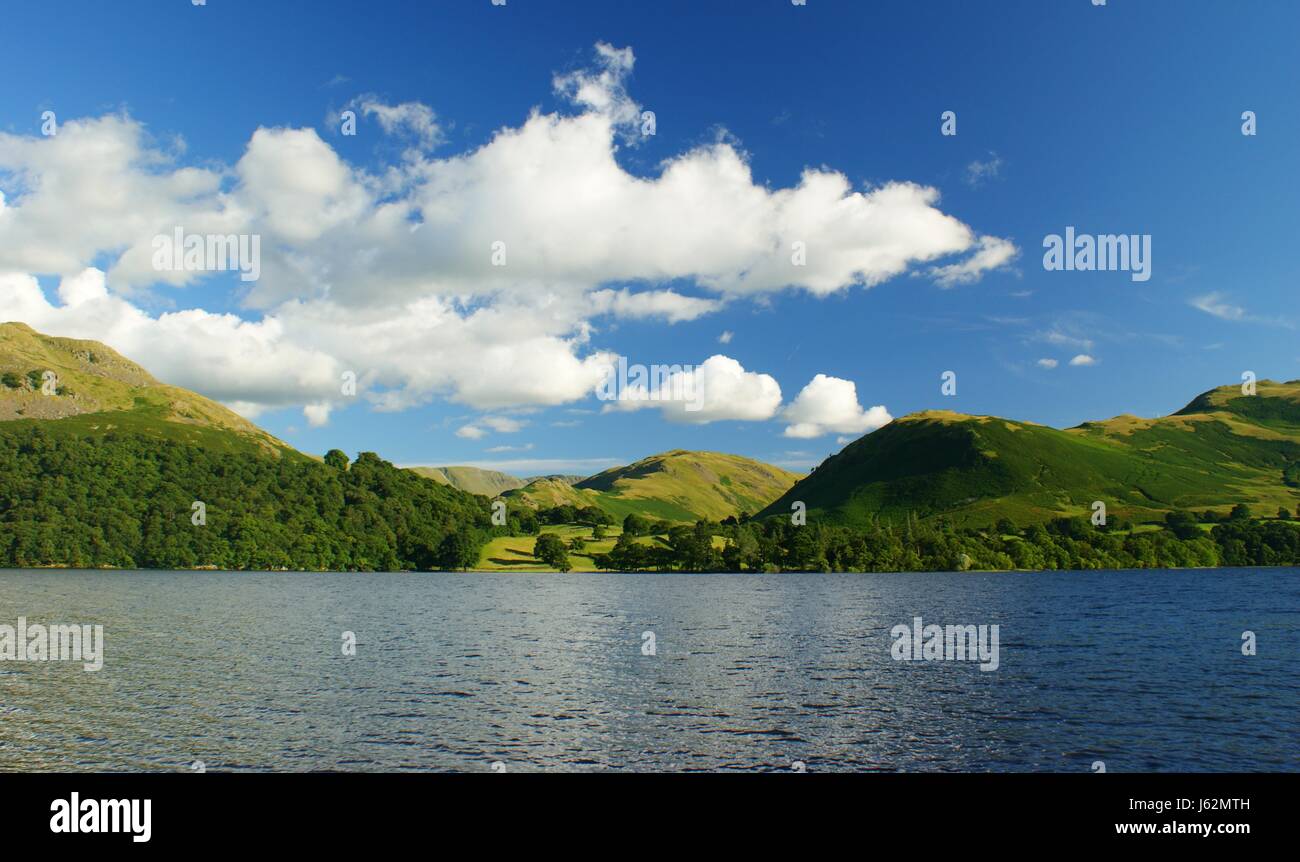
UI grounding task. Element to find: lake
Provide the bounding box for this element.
[0,568,1295,772]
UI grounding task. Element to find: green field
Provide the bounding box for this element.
[480,525,623,572]
[476,524,727,572]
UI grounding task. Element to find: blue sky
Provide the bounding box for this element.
[1,0,1297,475]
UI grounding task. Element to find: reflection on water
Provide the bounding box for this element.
[0,569,1296,772]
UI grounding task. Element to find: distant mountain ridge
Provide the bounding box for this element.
[404,467,589,496]
[758,381,1300,528]
[407,465,529,497]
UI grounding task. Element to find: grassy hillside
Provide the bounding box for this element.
[0,321,292,456]
[523,473,585,485]
[503,450,802,523]
[408,465,527,496]
[758,382,1300,528]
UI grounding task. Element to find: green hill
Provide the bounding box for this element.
[0,324,492,570]
[758,382,1300,528]
[504,476,603,510]
[0,321,293,456]
[505,450,802,523]
[408,465,527,496]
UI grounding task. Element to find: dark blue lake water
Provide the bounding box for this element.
[0,568,1295,772]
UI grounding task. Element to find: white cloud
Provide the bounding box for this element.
[1069,354,1097,366]
[604,354,782,424]
[588,287,721,323]
[0,269,341,414]
[455,414,527,440]
[1036,358,1058,369]
[552,42,642,133]
[929,235,1018,287]
[481,416,526,433]
[355,98,444,149]
[1189,292,1294,329]
[1191,292,1246,321]
[233,126,371,249]
[0,269,614,420]
[964,152,1003,188]
[1035,328,1094,352]
[717,330,733,344]
[303,403,332,427]
[0,42,1013,423]
[485,443,534,453]
[782,374,892,438]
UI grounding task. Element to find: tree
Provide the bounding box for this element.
[1165,510,1201,540]
[0,424,491,572]
[534,533,571,571]
[436,529,479,571]
[608,532,648,571]
[324,449,350,471]
[1278,507,1292,521]
[1229,503,1252,522]
[622,513,651,537]
[577,506,612,526]
[510,510,539,535]
[673,521,722,571]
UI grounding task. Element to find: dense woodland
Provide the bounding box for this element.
[2,424,1298,572]
[0,426,492,570]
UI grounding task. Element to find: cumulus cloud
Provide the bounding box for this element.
[1036,358,1059,369]
[782,374,892,438]
[303,403,333,427]
[0,42,1013,424]
[1069,354,1097,366]
[603,354,782,424]
[0,269,613,418]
